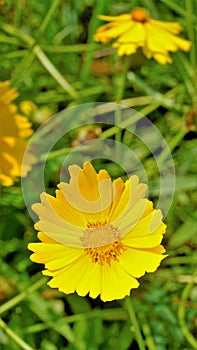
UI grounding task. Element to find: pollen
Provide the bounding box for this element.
[86,241,125,266]
[81,223,125,265]
[131,7,148,23]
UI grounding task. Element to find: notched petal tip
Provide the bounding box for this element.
[27,243,34,252]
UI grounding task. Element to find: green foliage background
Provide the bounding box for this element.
[0,0,197,349]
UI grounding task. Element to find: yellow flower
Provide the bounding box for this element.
[94,7,191,64]
[28,162,167,302]
[0,81,34,186]
[19,100,37,116]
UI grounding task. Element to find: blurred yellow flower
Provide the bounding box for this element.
[94,7,191,64]
[28,162,167,302]
[19,100,37,116]
[0,81,34,186]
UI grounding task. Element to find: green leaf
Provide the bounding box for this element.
[169,213,197,247]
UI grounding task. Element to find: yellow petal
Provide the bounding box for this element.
[19,100,37,116]
[109,175,147,223]
[146,22,191,54]
[34,219,83,247]
[45,248,84,270]
[46,255,102,299]
[170,35,191,52]
[123,233,163,249]
[60,162,114,216]
[107,177,125,221]
[153,52,172,64]
[95,21,134,42]
[32,192,84,231]
[37,232,58,244]
[28,242,83,266]
[115,199,148,239]
[15,115,33,138]
[116,43,138,56]
[77,162,99,201]
[141,200,153,218]
[97,169,111,182]
[101,261,139,302]
[142,46,172,64]
[98,14,131,22]
[117,23,145,44]
[76,262,101,298]
[0,137,30,184]
[119,247,166,278]
[94,25,113,43]
[147,245,166,254]
[28,243,67,263]
[0,81,34,187]
[122,208,166,248]
[124,209,166,239]
[88,264,102,299]
[145,23,173,54]
[48,255,91,294]
[47,254,139,301]
[0,173,13,186]
[0,81,19,104]
[150,19,182,34]
[83,168,112,223]
[111,176,148,238]
[50,190,87,226]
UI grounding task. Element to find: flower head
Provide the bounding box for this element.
[28,162,167,302]
[94,7,191,64]
[0,81,34,186]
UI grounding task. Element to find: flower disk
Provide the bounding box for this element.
[94,7,191,64]
[29,162,167,302]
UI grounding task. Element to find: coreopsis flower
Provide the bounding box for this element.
[28,162,167,302]
[0,81,34,186]
[94,7,191,64]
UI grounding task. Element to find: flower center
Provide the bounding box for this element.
[131,7,148,23]
[81,223,125,265]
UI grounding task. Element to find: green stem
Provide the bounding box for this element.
[125,296,146,350]
[0,277,46,315]
[0,23,35,46]
[141,323,157,350]
[115,56,131,161]
[185,0,196,70]
[164,255,197,265]
[0,318,35,350]
[39,0,61,35]
[0,34,21,45]
[156,129,186,171]
[80,0,107,83]
[175,53,197,105]
[41,43,101,53]
[178,270,197,349]
[100,85,184,139]
[159,0,197,20]
[116,56,131,104]
[39,144,92,162]
[33,45,79,99]
[11,51,36,87]
[24,308,128,335]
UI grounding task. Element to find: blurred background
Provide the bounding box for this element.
[0,1,197,349]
